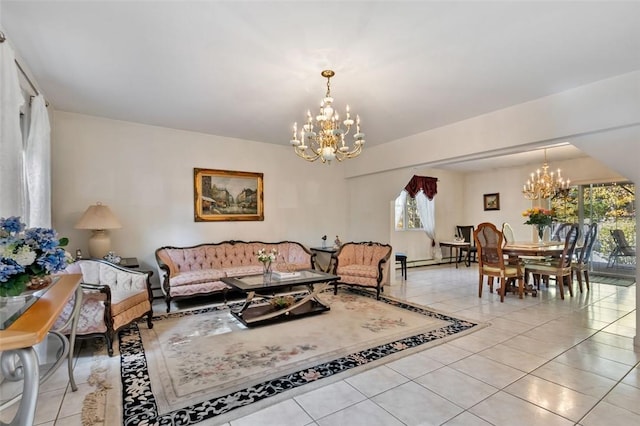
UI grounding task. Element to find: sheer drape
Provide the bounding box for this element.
[0,41,26,218]
[403,175,440,259]
[25,95,51,227]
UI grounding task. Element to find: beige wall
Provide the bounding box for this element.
[51,112,349,278]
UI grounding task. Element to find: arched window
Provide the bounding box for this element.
[395,193,423,230]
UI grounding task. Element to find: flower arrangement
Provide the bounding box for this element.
[257,248,277,264]
[522,207,555,227]
[270,294,295,309]
[0,216,70,296]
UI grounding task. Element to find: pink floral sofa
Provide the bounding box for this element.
[155,240,315,312]
[331,241,392,299]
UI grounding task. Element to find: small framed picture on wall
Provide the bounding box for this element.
[483,193,500,211]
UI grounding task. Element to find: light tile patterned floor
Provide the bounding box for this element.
[2,265,638,425]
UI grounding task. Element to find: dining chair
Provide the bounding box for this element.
[456,225,477,265]
[550,223,572,242]
[572,223,598,292]
[525,223,579,299]
[501,222,515,244]
[474,222,524,302]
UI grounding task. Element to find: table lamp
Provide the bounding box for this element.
[74,202,122,258]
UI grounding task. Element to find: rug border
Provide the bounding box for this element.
[113,288,487,425]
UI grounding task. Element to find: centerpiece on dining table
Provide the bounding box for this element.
[522,207,555,244]
[256,248,278,283]
[0,216,70,297]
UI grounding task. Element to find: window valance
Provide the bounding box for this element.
[404,175,438,200]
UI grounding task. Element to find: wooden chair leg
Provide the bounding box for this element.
[584,270,591,291]
[575,270,584,293]
[499,278,505,303]
[517,277,524,299]
[488,277,494,293]
[478,275,483,298]
[557,274,565,300]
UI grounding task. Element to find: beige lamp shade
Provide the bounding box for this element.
[75,202,122,258]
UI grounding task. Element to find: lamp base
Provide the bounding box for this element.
[88,230,112,259]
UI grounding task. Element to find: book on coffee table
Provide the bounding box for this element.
[272,270,301,280]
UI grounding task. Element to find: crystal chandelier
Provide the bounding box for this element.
[290,70,365,163]
[522,149,571,200]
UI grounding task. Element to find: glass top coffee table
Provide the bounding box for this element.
[221,269,339,327]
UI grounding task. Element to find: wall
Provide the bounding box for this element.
[51,112,349,280]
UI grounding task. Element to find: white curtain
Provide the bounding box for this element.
[395,190,407,228]
[415,191,441,259]
[0,41,26,219]
[25,95,51,227]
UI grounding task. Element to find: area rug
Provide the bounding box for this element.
[110,288,482,425]
[589,274,636,287]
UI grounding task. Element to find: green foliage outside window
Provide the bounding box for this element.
[551,183,636,264]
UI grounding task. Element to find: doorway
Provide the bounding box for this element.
[551,182,636,278]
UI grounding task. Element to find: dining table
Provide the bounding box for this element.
[502,241,566,297]
[502,241,565,257]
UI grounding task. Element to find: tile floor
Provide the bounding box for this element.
[2,264,638,425]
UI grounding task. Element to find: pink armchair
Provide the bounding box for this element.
[54,259,154,356]
[331,241,392,299]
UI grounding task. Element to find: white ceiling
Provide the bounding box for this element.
[2,1,639,159]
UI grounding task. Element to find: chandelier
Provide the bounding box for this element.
[290,70,365,163]
[522,149,571,200]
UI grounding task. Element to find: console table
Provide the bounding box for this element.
[439,241,471,268]
[0,274,83,426]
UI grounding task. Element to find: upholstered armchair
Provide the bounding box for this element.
[331,241,392,299]
[54,259,154,356]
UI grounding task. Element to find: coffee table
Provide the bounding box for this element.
[221,269,339,327]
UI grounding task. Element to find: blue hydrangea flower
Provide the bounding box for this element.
[0,216,25,234]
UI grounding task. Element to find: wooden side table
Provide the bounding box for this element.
[310,247,338,272]
[0,274,83,426]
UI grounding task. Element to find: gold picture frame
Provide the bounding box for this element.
[483,193,500,211]
[194,168,264,222]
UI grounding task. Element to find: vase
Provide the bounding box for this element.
[536,225,546,244]
[262,262,272,284]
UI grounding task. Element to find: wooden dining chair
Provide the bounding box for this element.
[456,225,477,265]
[572,223,598,292]
[525,224,579,299]
[474,222,524,302]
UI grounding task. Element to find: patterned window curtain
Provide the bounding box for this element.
[0,40,26,219]
[404,176,440,259]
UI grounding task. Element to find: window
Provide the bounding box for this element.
[395,194,423,230]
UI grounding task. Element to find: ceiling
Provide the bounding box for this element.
[2,1,639,160]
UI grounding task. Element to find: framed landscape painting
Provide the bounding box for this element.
[194,168,264,222]
[483,193,500,211]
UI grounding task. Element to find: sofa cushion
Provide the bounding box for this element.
[169,269,227,287]
[337,264,379,279]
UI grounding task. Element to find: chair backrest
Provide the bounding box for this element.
[456,225,475,245]
[577,223,598,264]
[611,229,635,255]
[558,224,580,268]
[474,223,504,269]
[551,223,572,242]
[501,222,515,245]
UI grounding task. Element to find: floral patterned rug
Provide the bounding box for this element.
[109,288,481,425]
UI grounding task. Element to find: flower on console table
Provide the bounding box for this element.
[522,207,555,227]
[0,216,70,296]
[257,248,277,264]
